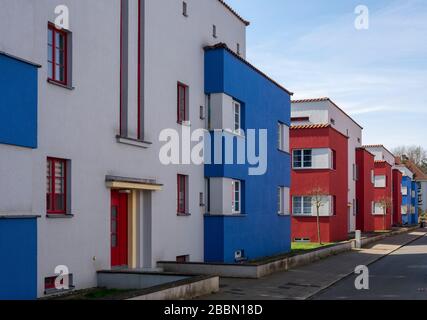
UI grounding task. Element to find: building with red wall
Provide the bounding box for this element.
[290,124,349,243]
[372,160,393,230]
[392,169,403,226]
[355,148,375,232]
[364,145,397,231]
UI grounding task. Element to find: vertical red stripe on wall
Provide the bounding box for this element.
[137,0,141,139]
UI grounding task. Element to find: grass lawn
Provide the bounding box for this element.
[291,242,334,252]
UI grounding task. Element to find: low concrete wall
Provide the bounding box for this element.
[127,276,219,300]
[159,227,419,279]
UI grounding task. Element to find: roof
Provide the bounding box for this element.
[204,43,294,96]
[363,144,395,159]
[290,123,349,139]
[402,160,427,181]
[217,0,250,26]
[290,124,331,130]
[292,97,363,129]
[0,51,42,68]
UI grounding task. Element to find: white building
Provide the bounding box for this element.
[0,0,249,298]
[291,97,363,232]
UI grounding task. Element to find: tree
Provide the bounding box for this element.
[377,196,393,231]
[393,145,427,169]
[308,186,328,244]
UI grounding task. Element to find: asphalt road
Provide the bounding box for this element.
[313,232,427,300]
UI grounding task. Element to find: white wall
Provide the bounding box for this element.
[0,0,247,297]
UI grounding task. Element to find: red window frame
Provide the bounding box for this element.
[47,157,67,214]
[177,83,187,123]
[177,174,187,214]
[48,23,68,85]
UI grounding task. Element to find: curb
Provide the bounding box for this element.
[305,229,426,300]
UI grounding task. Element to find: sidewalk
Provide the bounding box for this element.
[198,229,427,300]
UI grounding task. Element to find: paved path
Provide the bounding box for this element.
[198,229,427,300]
[313,230,427,300]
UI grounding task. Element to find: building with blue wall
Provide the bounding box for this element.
[203,44,292,263]
[401,175,413,225]
[0,52,40,299]
[411,181,419,225]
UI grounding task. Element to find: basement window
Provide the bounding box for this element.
[176,255,190,263]
[44,274,74,294]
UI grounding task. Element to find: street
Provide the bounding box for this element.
[199,229,427,300]
[313,231,427,300]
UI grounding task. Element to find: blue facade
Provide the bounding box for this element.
[401,176,419,225]
[204,46,292,263]
[0,52,39,148]
[0,217,38,300]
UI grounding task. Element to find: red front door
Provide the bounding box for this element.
[111,191,128,267]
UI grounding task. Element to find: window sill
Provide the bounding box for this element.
[46,214,74,219]
[177,213,191,217]
[47,79,75,90]
[116,135,152,149]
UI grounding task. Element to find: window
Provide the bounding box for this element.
[176,255,190,263]
[374,175,386,188]
[182,1,188,16]
[233,101,241,134]
[373,202,385,215]
[330,118,336,125]
[205,178,211,213]
[353,199,357,216]
[177,174,188,215]
[332,150,337,170]
[232,180,241,214]
[292,196,313,216]
[177,83,188,123]
[44,274,73,293]
[401,205,408,214]
[199,192,205,207]
[48,23,68,85]
[212,25,217,38]
[237,43,240,55]
[371,170,375,185]
[293,149,312,168]
[278,123,289,152]
[278,187,289,215]
[353,164,359,181]
[401,186,408,196]
[291,116,310,122]
[47,158,67,214]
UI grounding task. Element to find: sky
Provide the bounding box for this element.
[226,0,427,150]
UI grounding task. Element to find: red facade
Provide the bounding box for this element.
[355,148,375,232]
[290,125,349,243]
[373,161,393,230]
[392,169,403,226]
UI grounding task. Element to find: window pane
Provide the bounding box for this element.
[55,194,65,211]
[48,29,53,45]
[111,234,117,248]
[293,150,302,167]
[55,65,65,81]
[293,197,302,214]
[303,197,312,214]
[56,33,65,49]
[56,49,64,65]
[48,45,53,62]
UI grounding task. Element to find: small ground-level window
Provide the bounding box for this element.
[176,255,190,263]
[44,274,74,293]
